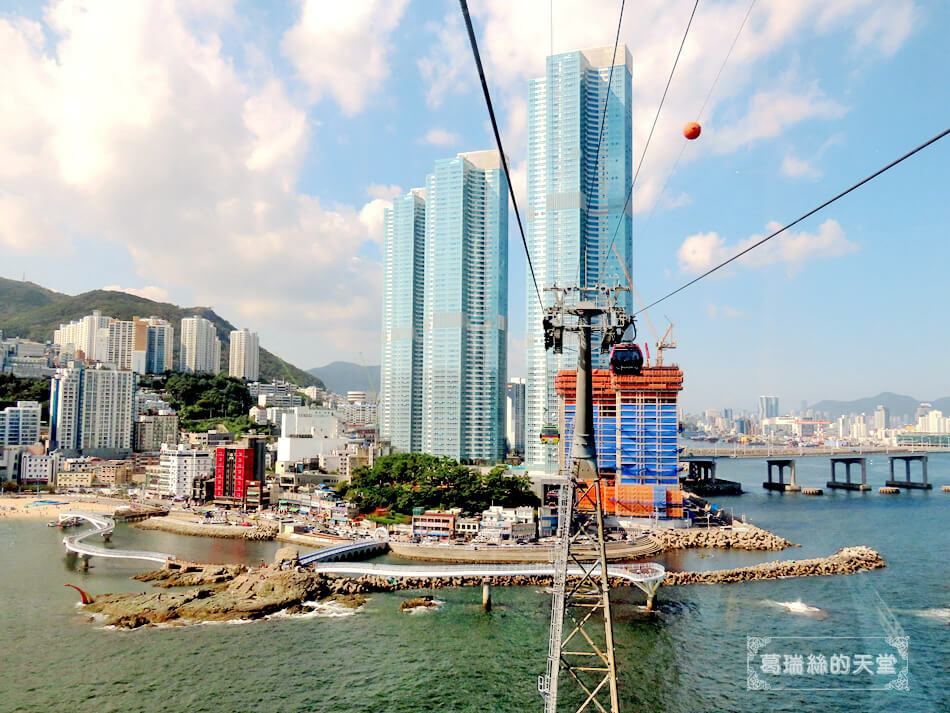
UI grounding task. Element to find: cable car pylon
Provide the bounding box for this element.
[538,285,635,713]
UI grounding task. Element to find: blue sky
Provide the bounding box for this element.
[0,0,947,412]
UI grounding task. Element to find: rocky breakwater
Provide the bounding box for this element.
[663,546,885,585]
[650,524,797,551]
[134,516,278,541]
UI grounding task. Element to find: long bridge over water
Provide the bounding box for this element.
[59,512,667,606]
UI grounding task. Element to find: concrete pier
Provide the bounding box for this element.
[680,457,743,496]
[482,581,492,611]
[885,455,932,490]
[764,459,800,492]
[827,456,871,491]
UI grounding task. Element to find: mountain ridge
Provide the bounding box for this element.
[0,276,323,388]
[809,391,950,420]
[308,361,379,398]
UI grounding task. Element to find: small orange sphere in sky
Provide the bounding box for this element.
[683,122,701,140]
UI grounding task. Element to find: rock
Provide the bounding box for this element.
[399,595,437,612]
[274,546,299,567]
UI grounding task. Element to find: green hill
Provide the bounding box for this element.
[0,276,323,388]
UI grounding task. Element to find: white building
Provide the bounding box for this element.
[917,409,950,434]
[53,311,110,361]
[281,408,341,438]
[229,328,259,381]
[50,363,135,453]
[180,316,221,374]
[157,444,214,498]
[21,452,59,485]
[0,401,41,446]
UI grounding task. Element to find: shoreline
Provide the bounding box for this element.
[0,495,123,521]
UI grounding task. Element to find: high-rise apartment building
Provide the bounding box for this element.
[421,151,508,462]
[0,401,41,446]
[873,405,890,431]
[49,362,135,453]
[180,316,221,374]
[758,395,780,422]
[132,317,174,374]
[524,45,634,474]
[229,328,260,381]
[506,378,526,456]
[53,311,111,361]
[379,188,426,453]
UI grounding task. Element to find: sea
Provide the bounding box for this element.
[1,454,947,713]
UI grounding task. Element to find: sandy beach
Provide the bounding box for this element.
[0,495,124,521]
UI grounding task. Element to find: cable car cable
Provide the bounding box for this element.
[603,0,701,276]
[639,0,756,240]
[633,126,950,317]
[459,0,543,309]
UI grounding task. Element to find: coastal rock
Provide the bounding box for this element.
[134,563,246,588]
[662,546,885,585]
[648,524,797,551]
[273,546,300,567]
[399,595,438,612]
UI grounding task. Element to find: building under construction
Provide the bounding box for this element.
[556,365,685,521]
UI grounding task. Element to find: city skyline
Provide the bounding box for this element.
[1,1,949,412]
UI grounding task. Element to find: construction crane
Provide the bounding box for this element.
[611,243,677,366]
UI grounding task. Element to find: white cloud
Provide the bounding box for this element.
[103,285,171,302]
[359,199,392,245]
[282,0,409,115]
[854,1,916,56]
[781,154,821,179]
[679,219,858,274]
[419,0,914,215]
[0,1,383,364]
[418,12,472,109]
[711,86,847,154]
[366,183,403,201]
[418,128,461,147]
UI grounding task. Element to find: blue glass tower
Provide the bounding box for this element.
[379,188,426,453]
[524,45,634,475]
[422,151,508,462]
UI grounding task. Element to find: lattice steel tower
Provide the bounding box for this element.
[538,286,632,713]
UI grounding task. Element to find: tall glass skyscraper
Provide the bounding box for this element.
[379,188,426,453]
[421,151,508,462]
[524,45,634,474]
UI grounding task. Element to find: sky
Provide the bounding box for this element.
[0,0,948,413]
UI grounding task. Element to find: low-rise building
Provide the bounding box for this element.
[56,471,96,489]
[94,460,133,486]
[411,510,456,539]
[21,453,58,485]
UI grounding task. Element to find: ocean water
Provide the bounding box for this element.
[2,454,948,713]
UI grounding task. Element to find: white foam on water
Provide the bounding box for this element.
[904,607,949,621]
[269,599,365,620]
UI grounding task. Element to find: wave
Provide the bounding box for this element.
[903,607,949,621]
[763,599,828,617]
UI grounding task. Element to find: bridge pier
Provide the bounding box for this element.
[764,459,800,492]
[482,581,492,611]
[80,554,90,570]
[885,455,932,490]
[827,457,871,491]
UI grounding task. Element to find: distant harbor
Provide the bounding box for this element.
[680,442,950,458]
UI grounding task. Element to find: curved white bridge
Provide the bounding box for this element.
[61,511,173,564]
[308,560,667,602]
